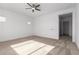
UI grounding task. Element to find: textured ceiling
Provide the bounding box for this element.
[0,3,76,18]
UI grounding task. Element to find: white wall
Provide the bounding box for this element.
[0,9,32,42]
[34,8,75,41]
[34,13,59,39]
[0,7,76,43]
[75,4,79,48]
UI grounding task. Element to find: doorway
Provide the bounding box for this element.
[59,13,72,41]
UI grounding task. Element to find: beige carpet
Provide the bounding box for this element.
[0,36,79,55]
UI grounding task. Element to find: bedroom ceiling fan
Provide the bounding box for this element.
[25,3,40,13]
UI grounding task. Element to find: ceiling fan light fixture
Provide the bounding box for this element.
[32,8,35,10]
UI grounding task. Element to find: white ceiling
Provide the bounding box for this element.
[0,3,76,18]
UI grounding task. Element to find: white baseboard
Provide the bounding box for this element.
[0,35,32,42]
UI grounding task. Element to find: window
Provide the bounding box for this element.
[0,16,6,22]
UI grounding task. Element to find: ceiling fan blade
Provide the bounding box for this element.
[35,8,40,11]
[25,8,32,9]
[36,4,40,7]
[27,3,32,7]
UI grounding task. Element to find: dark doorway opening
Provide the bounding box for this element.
[59,13,72,41]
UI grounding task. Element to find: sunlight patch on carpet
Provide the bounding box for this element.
[10,40,55,55]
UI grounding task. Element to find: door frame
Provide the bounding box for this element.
[57,8,76,42]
